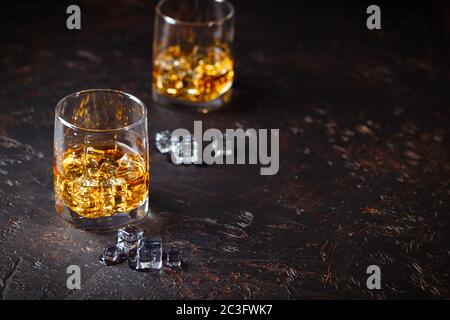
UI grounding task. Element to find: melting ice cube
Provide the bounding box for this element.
[117,225,144,254]
[135,237,162,271]
[155,130,177,154]
[171,136,200,165]
[99,244,127,266]
[165,250,182,268]
[155,130,233,165]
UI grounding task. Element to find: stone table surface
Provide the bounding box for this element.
[0,0,449,299]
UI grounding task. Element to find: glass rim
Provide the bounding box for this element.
[55,89,148,133]
[156,0,235,27]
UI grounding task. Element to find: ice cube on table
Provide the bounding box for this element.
[155,130,176,154]
[156,130,200,164]
[165,250,182,268]
[135,237,163,271]
[171,136,200,165]
[156,130,233,164]
[117,225,144,254]
[127,250,138,270]
[118,225,144,242]
[99,244,127,266]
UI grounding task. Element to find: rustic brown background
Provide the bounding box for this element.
[0,0,449,299]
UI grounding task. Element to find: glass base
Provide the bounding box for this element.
[152,88,232,113]
[58,197,149,231]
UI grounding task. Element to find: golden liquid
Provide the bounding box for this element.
[54,143,148,218]
[152,45,234,103]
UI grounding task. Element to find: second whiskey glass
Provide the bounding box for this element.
[152,0,235,112]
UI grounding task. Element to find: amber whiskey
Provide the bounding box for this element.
[54,143,149,218]
[152,45,234,103]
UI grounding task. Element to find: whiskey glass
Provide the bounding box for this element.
[152,0,235,112]
[54,89,149,231]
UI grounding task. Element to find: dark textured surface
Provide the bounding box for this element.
[0,0,449,299]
